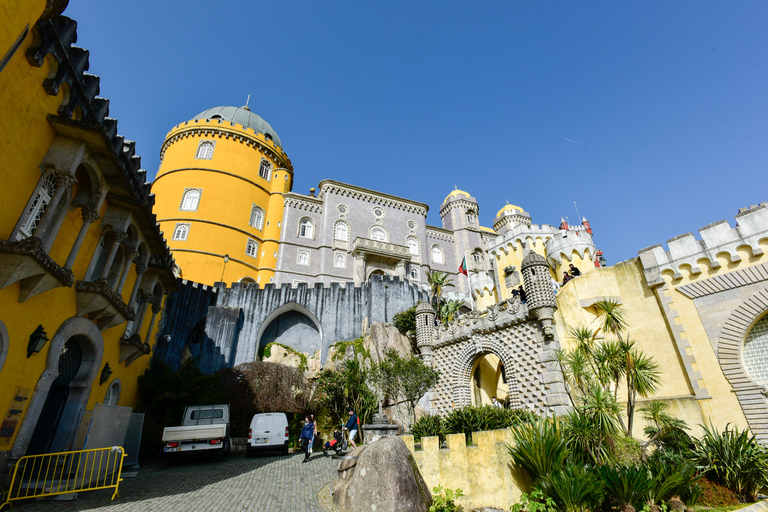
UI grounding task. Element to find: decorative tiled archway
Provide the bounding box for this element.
[451,334,521,408]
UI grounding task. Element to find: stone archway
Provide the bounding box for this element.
[12,317,103,457]
[0,319,8,375]
[451,335,521,409]
[255,302,324,360]
[718,287,768,445]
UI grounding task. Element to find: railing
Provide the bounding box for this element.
[0,446,126,510]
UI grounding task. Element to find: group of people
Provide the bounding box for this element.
[510,285,527,303]
[561,264,581,286]
[299,408,358,463]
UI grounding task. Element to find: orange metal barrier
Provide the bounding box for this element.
[0,446,126,510]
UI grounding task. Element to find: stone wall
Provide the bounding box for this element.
[401,430,529,510]
[156,275,427,372]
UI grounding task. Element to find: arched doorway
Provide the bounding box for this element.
[470,354,509,406]
[259,310,321,356]
[12,317,103,458]
[451,336,520,409]
[27,337,84,454]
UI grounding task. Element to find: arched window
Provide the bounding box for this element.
[172,223,189,241]
[195,140,215,159]
[17,173,55,239]
[406,236,420,256]
[259,158,272,181]
[466,210,477,225]
[335,253,346,268]
[103,380,121,406]
[299,218,314,238]
[334,221,349,242]
[472,250,482,264]
[410,267,419,280]
[246,238,258,258]
[298,250,309,265]
[180,189,201,211]
[431,245,444,265]
[250,205,265,230]
[370,226,387,242]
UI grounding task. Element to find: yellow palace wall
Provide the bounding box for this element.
[552,257,750,438]
[1,0,171,462]
[152,120,292,286]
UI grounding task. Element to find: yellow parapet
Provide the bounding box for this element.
[0,446,126,509]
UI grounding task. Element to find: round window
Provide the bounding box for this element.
[373,207,384,218]
[743,315,768,385]
[407,220,417,230]
[338,204,348,214]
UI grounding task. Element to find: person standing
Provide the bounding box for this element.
[300,416,314,463]
[309,414,317,455]
[491,396,503,408]
[569,264,581,277]
[343,409,359,450]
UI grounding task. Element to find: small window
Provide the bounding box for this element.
[298,250,309,265]
[16,173,56,239]
[195,140,215,159]
[334,221,349,242]
[431,245,444,265]
[246,239,259,258]
[466,210,476,225]
[406,236,419,256]
[473,251,482,264]
[264,133,273,142]
[190,409,224,420]
[259,158,272,181]
[172,223,189,241]
[250,205,265,230]
[299,218,314,238]
[370,226,387,242]
[373,207,384,218]
[335,253,346,268]
[410,267,419,280]
[180,189,201,211]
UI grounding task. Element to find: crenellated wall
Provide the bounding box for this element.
[401,430,529,510]
[638,203,768,287]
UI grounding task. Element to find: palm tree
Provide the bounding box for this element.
[439,299,463,327]
[621,340,661,437]
[427,271,455,323]
[593,299,628,341]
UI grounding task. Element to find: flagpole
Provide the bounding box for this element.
[465,251,474,312]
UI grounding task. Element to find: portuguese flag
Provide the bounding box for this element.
[458,256,468,276]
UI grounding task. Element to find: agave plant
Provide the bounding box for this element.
[694,422,768,500]
[538,462,605,512]
[507,417,569,483]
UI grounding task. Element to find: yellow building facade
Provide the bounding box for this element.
[152,108,293,286]
[0,0,175,468]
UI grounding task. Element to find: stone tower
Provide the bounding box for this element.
[520,251,557,340]
[415,302,436,365]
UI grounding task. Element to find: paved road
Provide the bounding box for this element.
[10,451,338,512]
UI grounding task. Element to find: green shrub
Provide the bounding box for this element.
[330,337,369,361]
[444,405,535,444]
[695,477,740,508]
[411,414,447,444]
[393,304,418,336]
[538,462,605,512]
[610,434,642,467]
[507,417,569,484]
[510,489,557,512]
[597,465,656,511]
[693,423,768,501]
[646,458,701,505]
[429,485,463,512]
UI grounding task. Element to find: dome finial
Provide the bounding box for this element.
[242,94,251,111]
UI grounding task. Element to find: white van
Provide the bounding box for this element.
[246,412,289,457]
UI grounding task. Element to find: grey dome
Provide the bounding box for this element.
[192,106,283,148]
[521,251,546,266]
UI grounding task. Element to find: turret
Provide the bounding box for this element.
[521,251,557,340]
[582,217,593,235]
[415,302,436,365]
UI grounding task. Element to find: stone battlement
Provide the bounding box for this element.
[638,203,768,286]
[400,429,527,509]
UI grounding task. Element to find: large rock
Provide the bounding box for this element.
[364,322,413,362]
[262,345,322,379]
[334,436,432,512]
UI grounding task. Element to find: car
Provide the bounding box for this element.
[246,412,289,457]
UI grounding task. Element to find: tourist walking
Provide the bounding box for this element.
[343,408,359,450]
[300,416,314,463]
[309,413,317,455]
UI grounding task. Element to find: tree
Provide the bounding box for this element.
[639,400,690,461]
[438,299,463,327]
[317,359,377,428]
[426,270,454,311]
[393,303,418,336]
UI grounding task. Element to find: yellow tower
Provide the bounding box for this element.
[152,106,293,285]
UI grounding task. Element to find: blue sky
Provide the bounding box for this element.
[65,1,768,263]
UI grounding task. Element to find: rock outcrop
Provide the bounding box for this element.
[364,321,413,362]
[334,436,432,512]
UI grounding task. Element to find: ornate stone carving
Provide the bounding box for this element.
[80,205,100,224]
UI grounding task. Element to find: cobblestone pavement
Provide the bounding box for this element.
[10,451,338,512]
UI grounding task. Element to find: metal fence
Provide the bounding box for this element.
[0,446,126,510]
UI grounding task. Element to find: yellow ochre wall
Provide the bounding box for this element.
[552,257,750,438]
[493,239,550,302]
[152,119,293,286]
[0,0,167,457]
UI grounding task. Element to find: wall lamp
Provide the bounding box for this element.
[100,362,113,385]
[27,325,49,358]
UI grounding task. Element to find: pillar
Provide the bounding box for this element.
[33,171,77,240]
[63,205,99,270]
[128,265,147,308]
[99,231,127,280]
[115,251,138,294]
